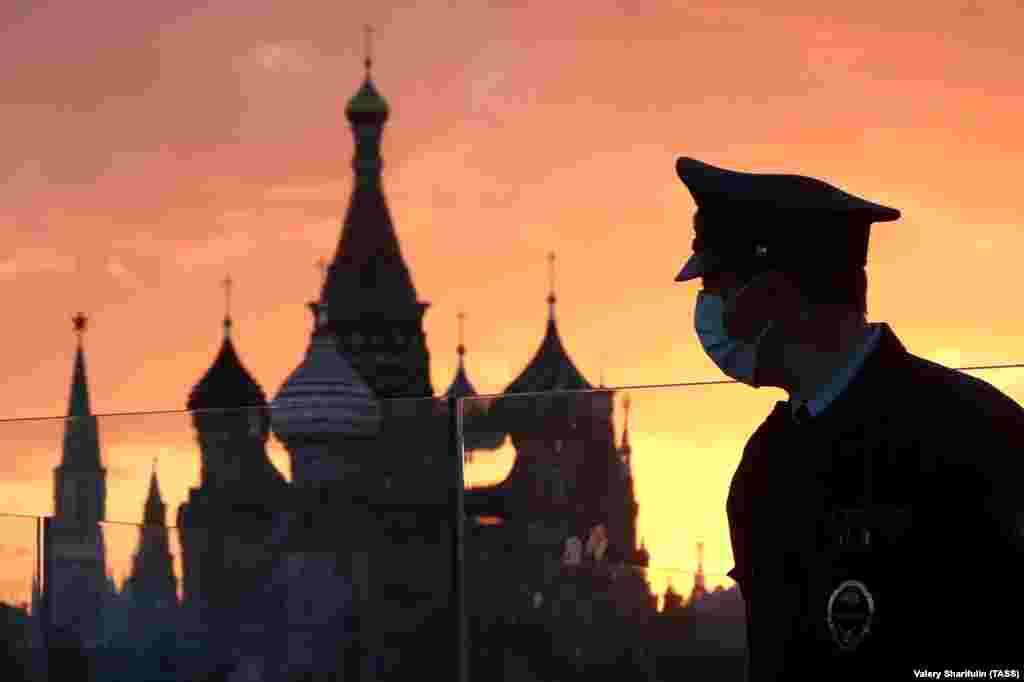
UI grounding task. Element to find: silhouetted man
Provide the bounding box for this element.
[673,157,1024,680]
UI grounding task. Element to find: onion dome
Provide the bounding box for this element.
[270,301,380,440]
[346,76,389,121]
[345,48,389,124]
[444,310,478,399]
[504,253,593,395]
[443,310,506,454]
[61,312,102,470]
[187,312,267,412]
[445,359,476,399]
[504,315,591,394]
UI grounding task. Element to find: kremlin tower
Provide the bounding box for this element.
[122,461,177,612]
[44,313,109,650]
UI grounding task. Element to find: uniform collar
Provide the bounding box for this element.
[789,323,885,422]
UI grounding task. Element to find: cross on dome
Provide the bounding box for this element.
[457,309,467,357]
[363,24,374,75]
[221,275,233,335]
[547,252,557,307]
[72,312,88,337]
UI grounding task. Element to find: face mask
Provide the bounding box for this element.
[694,287,776,387]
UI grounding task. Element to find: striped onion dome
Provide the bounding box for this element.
[270,301,380,440]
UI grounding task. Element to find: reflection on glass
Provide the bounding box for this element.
[0,515,38,680]
[7,397,457,680]
[2,363,1023,679]
[460,387,750,679]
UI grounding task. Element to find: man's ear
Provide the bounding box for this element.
[723,270,805,341]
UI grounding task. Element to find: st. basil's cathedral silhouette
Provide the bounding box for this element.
[33,49,725,682]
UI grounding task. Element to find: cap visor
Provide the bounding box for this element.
[674,251,719,282]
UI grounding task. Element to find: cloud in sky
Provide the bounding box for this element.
[105,257,145,289]
[171,229,258,270]
[0,246,77,280]
[242,43,317,75]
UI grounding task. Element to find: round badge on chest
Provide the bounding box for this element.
[826,579,875,652]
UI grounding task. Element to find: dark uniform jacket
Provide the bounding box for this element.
[727,323,1024,680]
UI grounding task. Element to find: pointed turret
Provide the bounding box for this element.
[143,458,165,526]
[503,253,592,395]
[48,313,108,648]
[444,310,478,399]
[689,541,707,604]
[68,313,92,418]
[444,310,506,456]
[618,394,644,566]
[663,579,684,614]
[636,537,650,568]
[59,313,103,472]
[322,37,433,398]
[620,395,633,467]
[124,460,177,611]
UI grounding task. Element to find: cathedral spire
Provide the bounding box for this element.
[457,308,467,363]
[221,275,233,338]
[68,313,92,417]
[444,308,477,399]
[690,540,707,603]
[60,313,103,471]
[144,458,165,526]
[125,457,177,611]
[547,251,557,321]
[327,33,420,318]
[503,253,592,394]
[363,24,374,77]
[322,42,433,398]
[621,394,632,460]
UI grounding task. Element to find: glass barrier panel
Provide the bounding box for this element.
[3,360,1021,680]
[960,363,1024,405]
[263,396,458,680]
[460,385,761,680]
[12,398,459,681]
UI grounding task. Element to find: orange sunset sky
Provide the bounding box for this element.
[2,0,1024,604]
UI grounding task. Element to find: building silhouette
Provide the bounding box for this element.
[322,51,433,400]
[43,313,109,651]
[30,49,749,681]
[176,297,289,677]
[122,462,177,612]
